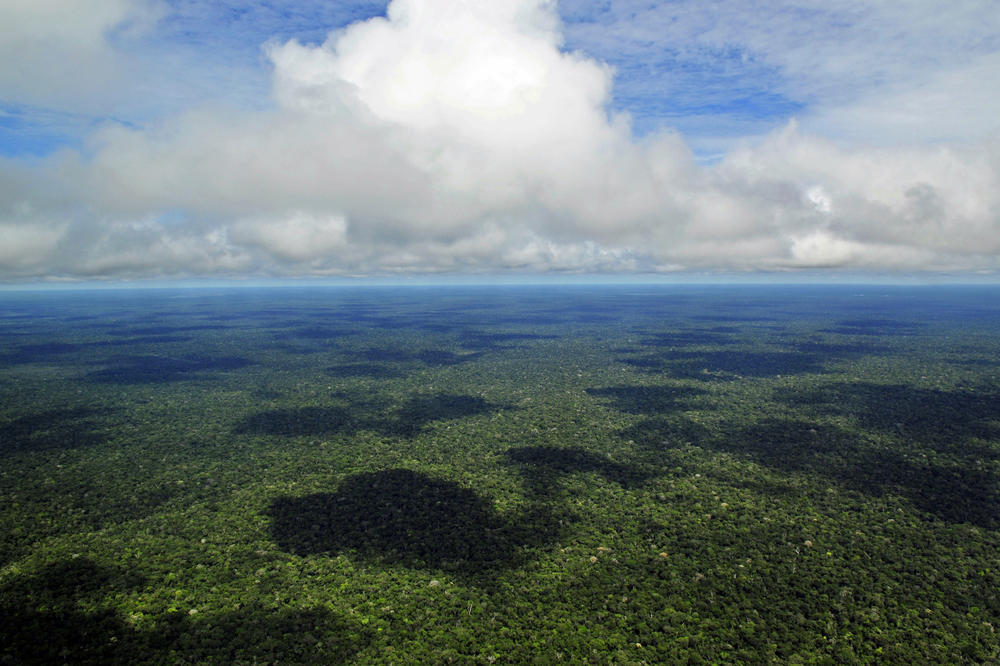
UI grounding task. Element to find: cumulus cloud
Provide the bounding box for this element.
[1,0,999,281]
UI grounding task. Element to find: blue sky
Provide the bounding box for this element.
[1,0,998,282]
[0,1,380,157]
[0,0,822,160]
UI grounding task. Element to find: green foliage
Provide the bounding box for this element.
[1,286,999,663]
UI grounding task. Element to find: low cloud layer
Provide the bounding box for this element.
[1,0,999,281]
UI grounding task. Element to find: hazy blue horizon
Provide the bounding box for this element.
[4,273,1000,292]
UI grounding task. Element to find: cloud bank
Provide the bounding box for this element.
[1,0,999,281]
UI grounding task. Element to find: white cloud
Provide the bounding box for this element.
[0,0,161,110]
[1,0,999,281]
[230,211,348,262]
[0,220,65,271]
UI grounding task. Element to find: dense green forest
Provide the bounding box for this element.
[1,285,998,664]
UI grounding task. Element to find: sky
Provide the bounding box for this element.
[1,0,999,283]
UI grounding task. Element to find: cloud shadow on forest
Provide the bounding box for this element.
[0,335,203,366]
[0,558,368,664]
[273,326,358,341]
[631,330,739,348]
[619,416,712,452]
[787,339,891,356]
[84,355,254,384]
[586,385,705,415]
[352,346,484,366]
[612,404,998,529]
[706,417,998,529]
[234,393,507,439]
[614,327,896,380]
[775,382,1000,449]
[326,363,406,379]
[268,469,557,578]
[592,379,999,528]
[820,319,925,336]
[618,350,830,379]
[105,324,232,336]
[458,331,559,351]
[503,446,654,496]
[0,407,110,455]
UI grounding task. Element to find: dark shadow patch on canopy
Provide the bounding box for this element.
[1,335,208,367]
[617,349,830,379]
[820,318,925,336]
[383,394,500,437]
[353,347,483,366]
[503,446,654,497]
[234,406,358,438]
[234,393,507,440]
[0,407,110,455]
[272,326,358,341]
[326,363,406,379]
[775,382,1000,447]
[619,416,712,452]
[586,385,705,415]
[0,558,369,664]
[414,349,483,366]
[457,331,559,351]
[268,469,558,578]
[0,558,145,665]
[789,340,891,356]
[700,418,999,529]
[691,314,780,323]
[105,324,232,336]
[84,355,253,384]
[631,330,738,348]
